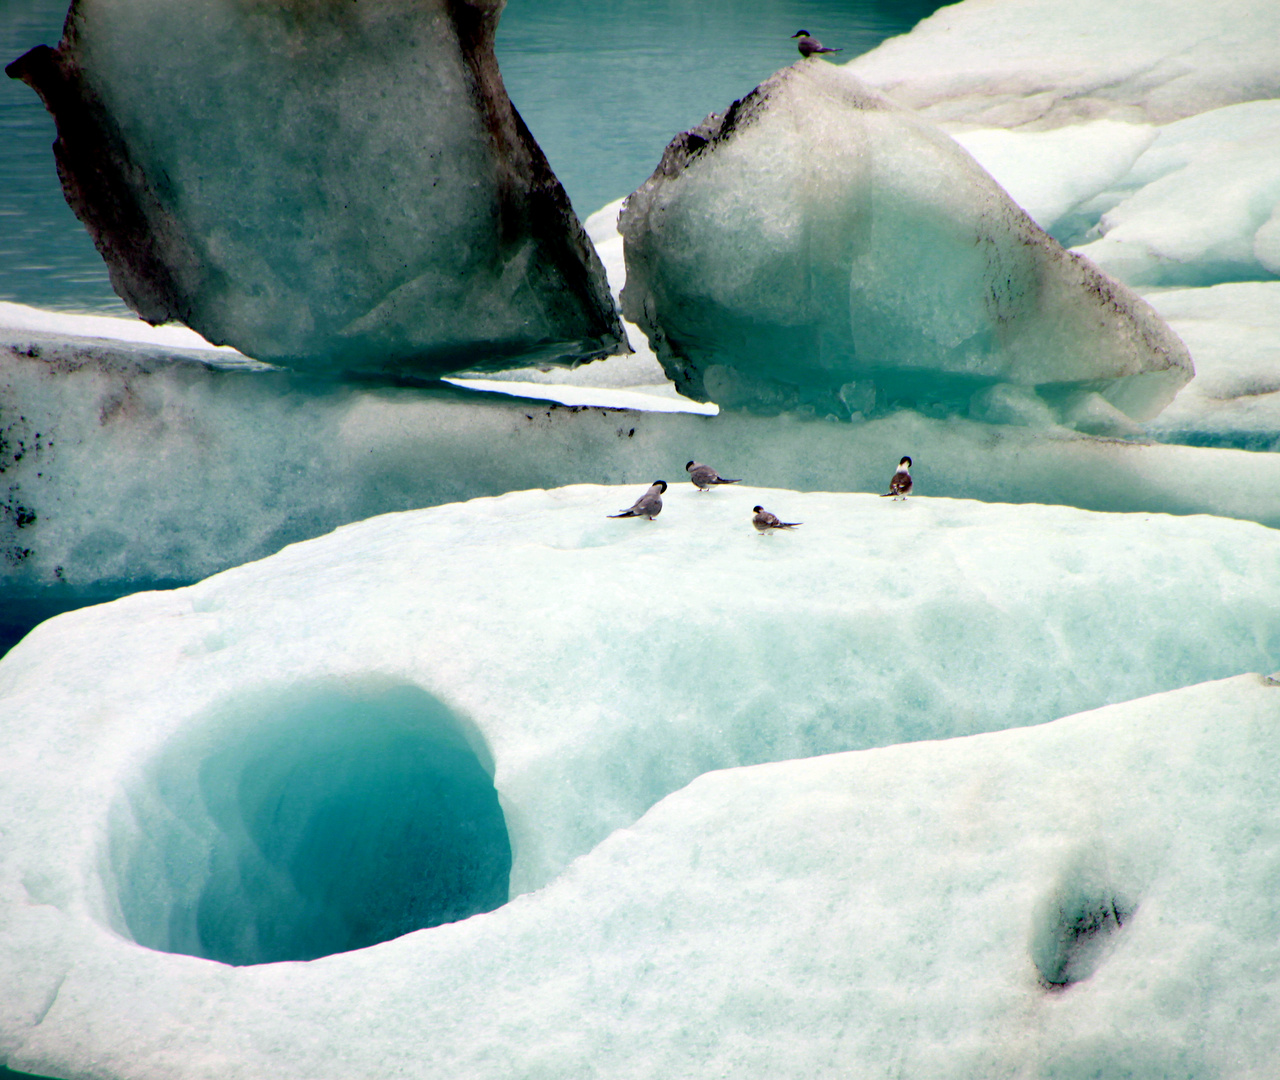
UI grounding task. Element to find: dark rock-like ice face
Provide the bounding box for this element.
[5,0,626,376]
[620,61,1193,423]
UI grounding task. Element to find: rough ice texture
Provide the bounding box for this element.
[1069,102,1280,288]
[619,61,1191,422]
[867,3,1280,458]
[4,0,625,376]
[849,0,1280,130]
[1141,284,1280,451]
[6,323,1280,614]
[1,489,1279,1077]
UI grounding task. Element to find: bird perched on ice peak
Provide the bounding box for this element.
[686,461,741,491]
[609,481,667,520]
[752,505,802,533]
[881,456,913,500]
[792,30,841,58]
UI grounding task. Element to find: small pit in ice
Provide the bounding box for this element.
[105,681,510,965]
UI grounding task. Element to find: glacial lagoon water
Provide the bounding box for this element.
[0,0,942,314]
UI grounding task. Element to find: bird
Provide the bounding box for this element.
[686,461,741,491]
[792,30,841,58]
[609,481,667,520]
[881,456,913,499]
[753,505,801,532]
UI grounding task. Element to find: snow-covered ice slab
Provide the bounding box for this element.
[5,0,625,376]
[620,61,1191,422]
[850,0,1280,130]
[5,324,1280,614]
[1,489,1279,1075]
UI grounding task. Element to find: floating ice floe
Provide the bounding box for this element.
[950,121,1159,244]
[953,102,1280,287]
[850,0,1280,129]
[942,112,1280,453]
[2,488,1279,1078]
[5,0,625,375]
[619,60,1191,422]
[7,315,1280,617]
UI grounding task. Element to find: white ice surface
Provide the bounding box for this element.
[1070,101,1280,287]
[2,489,1279,1077]
[0,300,706,414]
[1142,283,1280,448]
[951,122,1157,237]
[850,0,1280,129]
[0,302,238,355]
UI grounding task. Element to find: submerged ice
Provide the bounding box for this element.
[1,491,1280,1077]
[5,0,625,375]
[619,61,1191,422]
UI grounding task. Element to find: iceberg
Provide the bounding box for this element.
[846,2,1280,457]
[8,301,1280,661]
[5,0,625,376]
[618,61,1191,422]
[1,490,1279,1077]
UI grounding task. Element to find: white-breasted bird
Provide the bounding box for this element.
[609,481,667,520]
[881,456,913,499]
[792,30,841,58]
[753,505,801,532]
[686,461,741,491]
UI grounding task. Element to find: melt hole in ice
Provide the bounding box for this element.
[1030,859,1136,989]
[105,681,510,966]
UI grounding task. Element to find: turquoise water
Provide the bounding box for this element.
[0,0,941,315]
